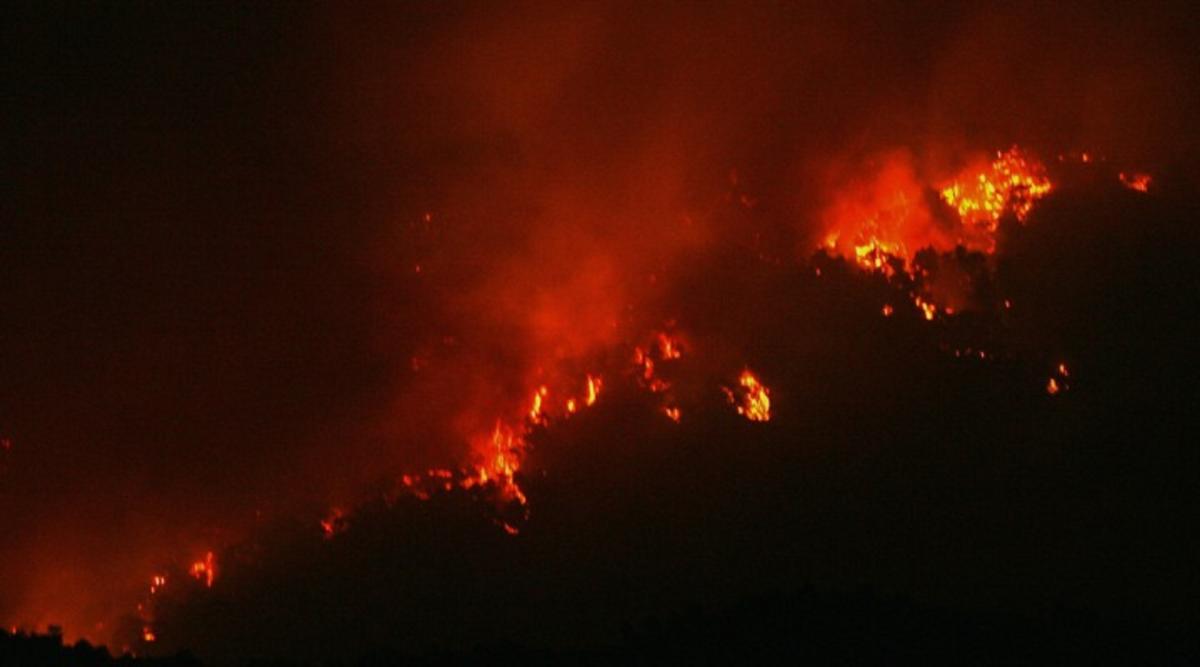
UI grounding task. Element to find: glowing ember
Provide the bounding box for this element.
[914,296,937,321]
[320,507,348,539]
[148,575,166,595]
[663,406,682,422]
[1047,362,1070,395]
[1119,172,1152,192]
[881,304,894,317]
[190,551,216,588]
[142,627,156,643]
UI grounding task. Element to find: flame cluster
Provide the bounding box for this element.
[823,147,1053,275]
[633,331,686,421]
[724,370,771,422]
[940,147,1052,235]
[189,552,216,589]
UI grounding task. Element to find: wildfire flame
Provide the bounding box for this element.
[189,552,216,589]
[585,374,602,406]
[824,146,1053,271]
[724,370,772,422]
[821,146,1057,324]
[1119,172,1152,193]
[939,147,1052,234]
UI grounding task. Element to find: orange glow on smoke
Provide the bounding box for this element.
[821,151,929,272]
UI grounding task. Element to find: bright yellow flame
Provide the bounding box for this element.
[726,370,771,422]
[914,296,937,321]
[528,385,549,424]
[853,236,904,272]
[585,374,602,406]
[939,147,1052,233]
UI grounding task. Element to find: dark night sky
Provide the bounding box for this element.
[2,1,1200,662]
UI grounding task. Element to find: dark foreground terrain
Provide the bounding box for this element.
[6,588,1196,666]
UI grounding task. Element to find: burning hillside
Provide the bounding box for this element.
[3,2,1200,663]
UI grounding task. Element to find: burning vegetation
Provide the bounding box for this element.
[5,3,1199,662]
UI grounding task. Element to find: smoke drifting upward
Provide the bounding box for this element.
[2,1,1199,658]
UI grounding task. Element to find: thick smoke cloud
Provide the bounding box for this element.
[2,0,1198,656]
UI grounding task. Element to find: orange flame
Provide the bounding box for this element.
[724,370,772,422]
[585,374,602,406]
[189,552,216,588]
[914,296,937,321]
[823,146,1052,271]
[1119,172,1151,193]
[940,147,1052,233]
[529,385,549,425]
